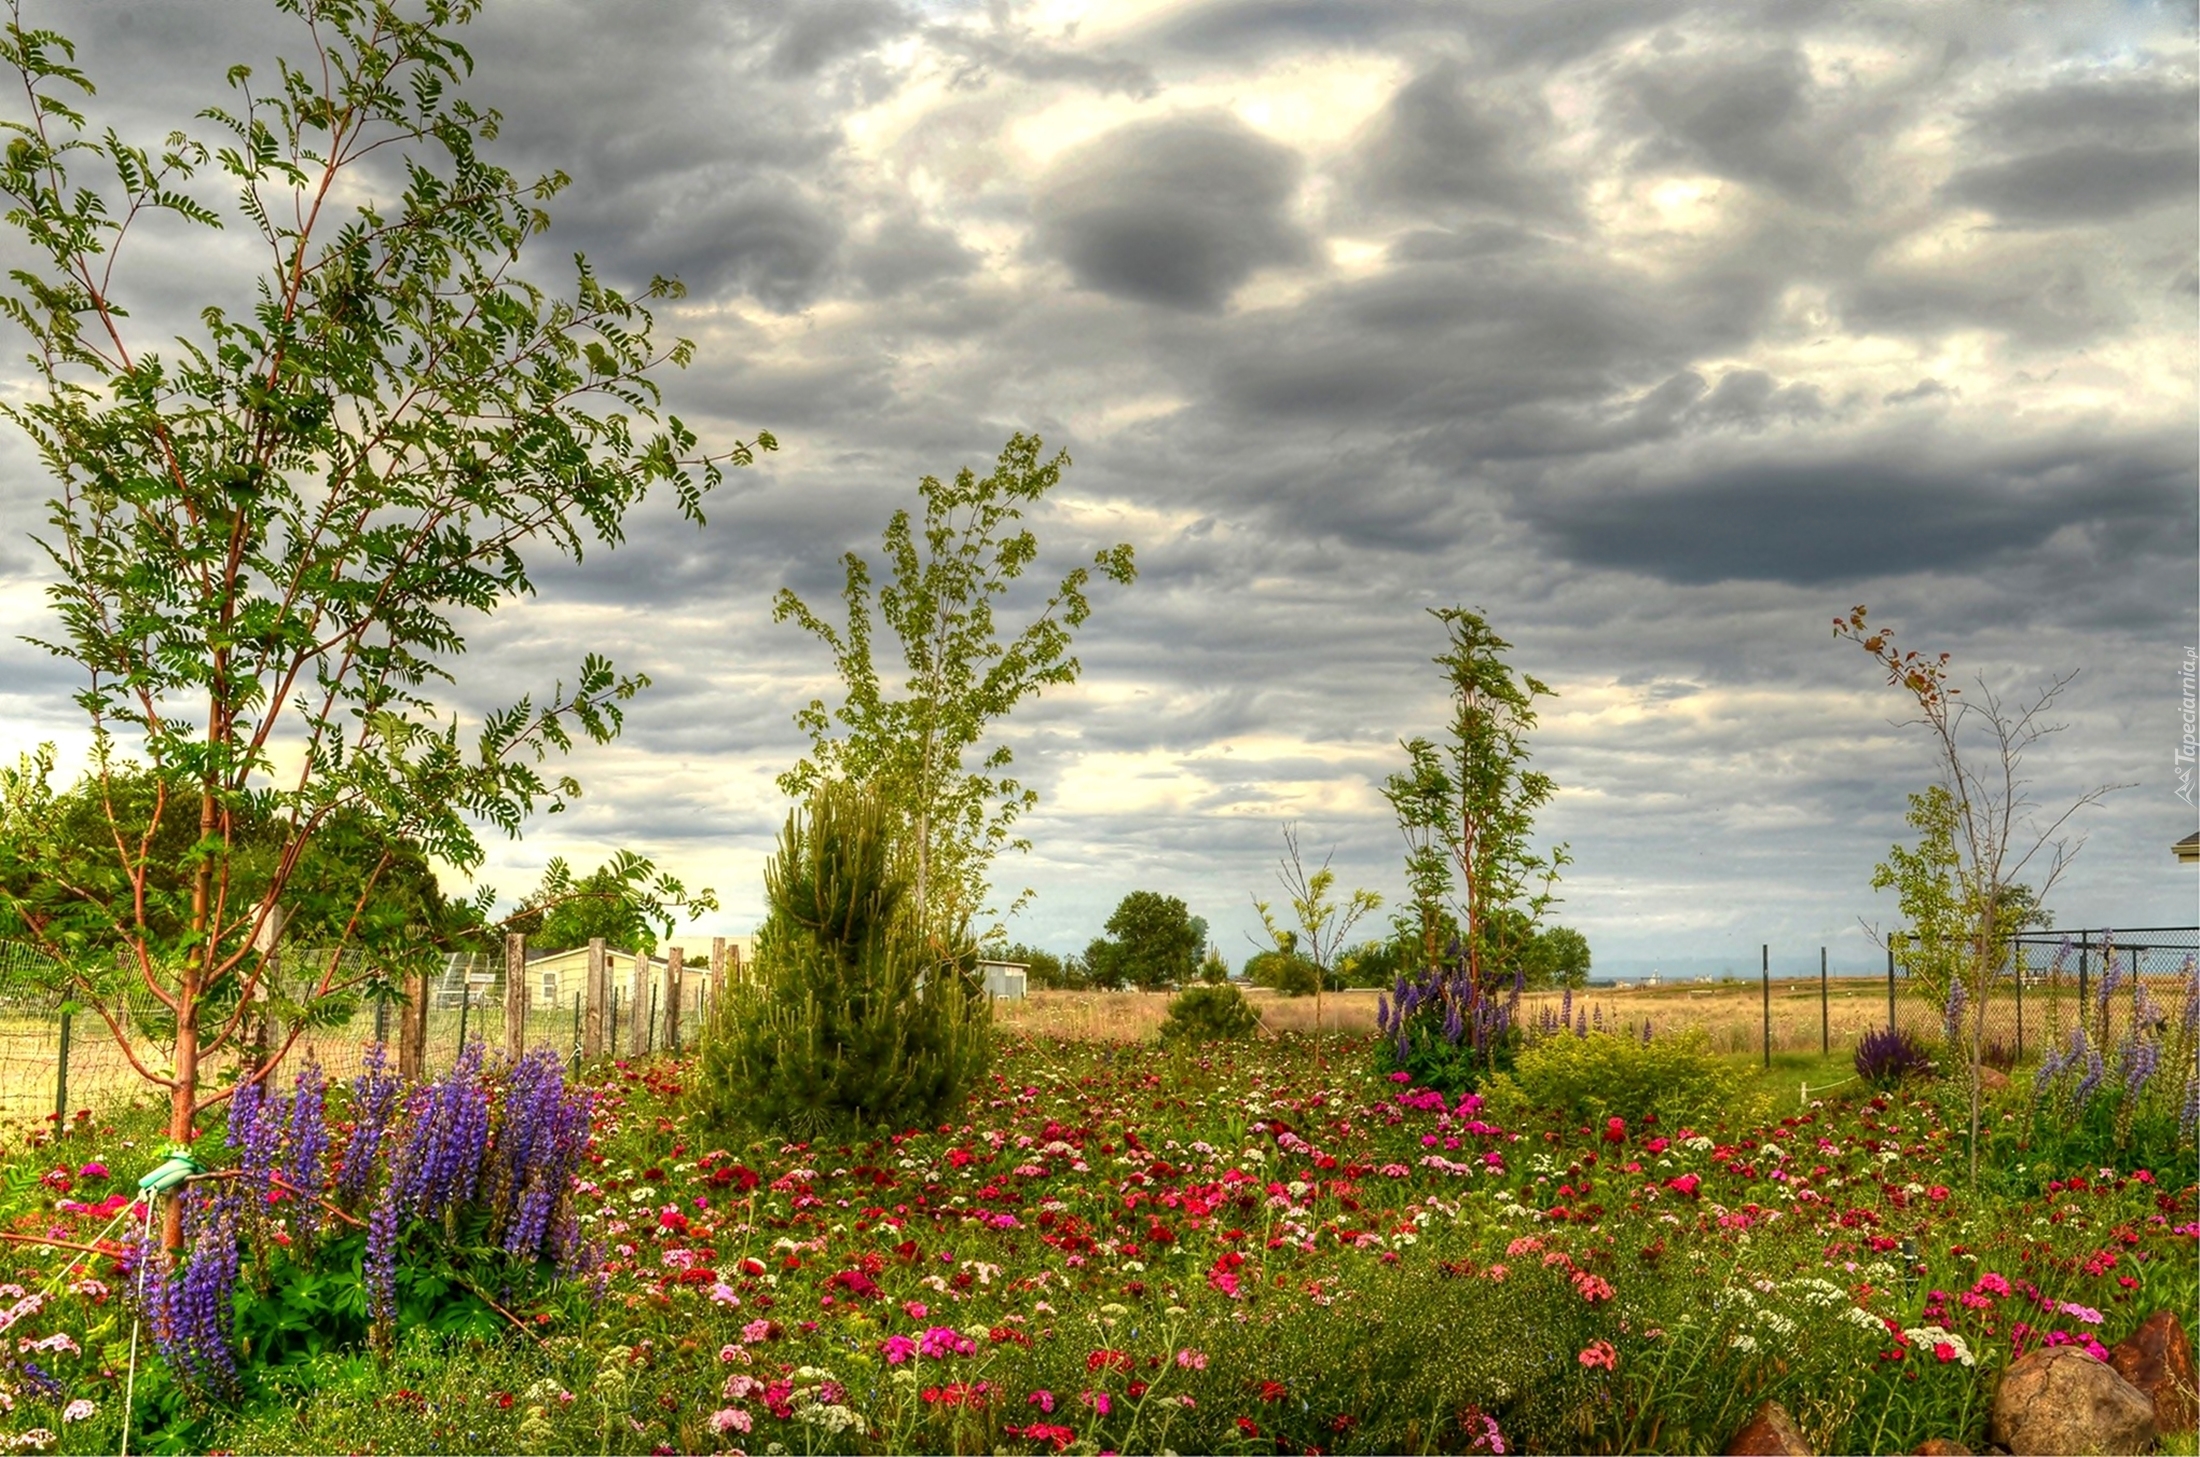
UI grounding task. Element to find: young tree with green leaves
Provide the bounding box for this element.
[1837,606,2117,1186]
[775,434,1134,941]
[1381,608,1568,985]
[1254,823,1380,1066]
[0,0,768,1215]
[502,851,715,955]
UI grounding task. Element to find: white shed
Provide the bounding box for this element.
[978,960,1028,1000]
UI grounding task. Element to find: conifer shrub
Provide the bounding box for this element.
[1158,983,1262,1046]
[693,784,992,1140]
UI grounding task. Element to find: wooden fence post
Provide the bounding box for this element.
[505,932,529,1061]
[664,946,684,1053]
[710,936,727,1015]
[629,949,649,1057]
[398,967,427,1081]
[583,938,606,1059]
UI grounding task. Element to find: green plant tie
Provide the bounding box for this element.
[135,1149,204,1196]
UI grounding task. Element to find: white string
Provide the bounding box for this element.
[121,1197,151,1457]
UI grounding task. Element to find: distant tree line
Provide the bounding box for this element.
[983,890,1588,994]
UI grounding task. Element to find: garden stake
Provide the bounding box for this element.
[1820,946,1828,1056]
[1761,944,1770,1069]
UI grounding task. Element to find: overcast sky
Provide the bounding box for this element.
[1,0,2194,975]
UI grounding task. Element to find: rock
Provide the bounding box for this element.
[1726,1400,1812,1456]
[2108,1308,2198,1434]
[1914,1441,1973,1456]
[1978,1067,2011,1092]
[1990,1346,2156,1455]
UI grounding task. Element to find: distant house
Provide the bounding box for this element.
[2178,831,2199,865]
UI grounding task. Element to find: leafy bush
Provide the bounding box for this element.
[692,783,992,1140]
[1855,1026,1934,1088]
[1245,947,1320,997]
[1158,983,1262,1045]
[1489,1028,1737,1128]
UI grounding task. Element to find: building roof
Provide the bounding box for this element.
[2178,831,2200,864]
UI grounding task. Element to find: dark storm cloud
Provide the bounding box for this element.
[1626,47,1852,207]
[1348,63,1572,222]
[767,0,912,76]
[1515,433,2198,586]
[0,0,2193,955]
[1942,145,2198,224]
[1031,114,1312,310]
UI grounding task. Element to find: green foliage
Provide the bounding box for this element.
[0,0,767,1137]
[1081,890,1204,991]
[1489,1028,1740,1129]
[1244,942,1321,997]
[693,784,992,1140]
[0,749,489,964]
[1196,944,1231,984]
[1158,982,1263,1045]
[1520,924,1592,990]
[503,852,715,955]
[775,434,1135,940]
[1381,608,1567,983]
[1253,824,1381,991]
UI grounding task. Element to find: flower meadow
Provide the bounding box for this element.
[0,1031,2193,1454]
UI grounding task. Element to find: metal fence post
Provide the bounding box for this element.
[1886,937,1898,1031]
[455,980,470,1066]
[54,1004,71,1132]
[2077,932,2090,1027]
[1761,944,1771,1068]
[646,984,657,1056]
[629,950,649,1058]
[374,993,388,1047]
[1820,946,1828,1056]
[2013,940,2024,1061]
[571,991,582,1071]
[609,986,620,1062]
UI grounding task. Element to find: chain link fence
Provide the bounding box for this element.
[1883,926,2199,1066]
[0,939,719,1121]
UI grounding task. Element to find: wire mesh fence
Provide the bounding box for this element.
[0,939,721,1121]
[1884,927,2199,1066]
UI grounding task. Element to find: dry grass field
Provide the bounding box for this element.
[995,977,2086,1060]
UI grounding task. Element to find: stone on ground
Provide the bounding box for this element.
[1726,1400,1812,1456]
[1990,1346,2155,1456]
[2107,1308,2197,1435]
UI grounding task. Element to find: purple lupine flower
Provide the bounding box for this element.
[1943,976,1967,1045]
[2180,1074,2197,1143]
[2121,1038,2160,1099]
[337,1042,403,1210]
[286,1060,329,1235]
[366,1185,403,1327]
[1574,1010,1587,1038]
[2074,1046,2106,1109]
[1592,1003,1604,1032]
[1559,986,1573,1031]
[226,1073,262,1155]
[1640,1017,1652,1046]
[2096,938,2123,1015]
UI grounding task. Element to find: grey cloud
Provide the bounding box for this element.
[1032,114,1311,311]
[768,0,912,76]
[847,215,979,298]
[1971,76,2197,151]
[1836,259,2117,344]
[1515,435,2197,586]
[934,30,1158,97]
[1942,145,2198,224]
[1628,48,1851,207]
[1350,64,1572,221]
